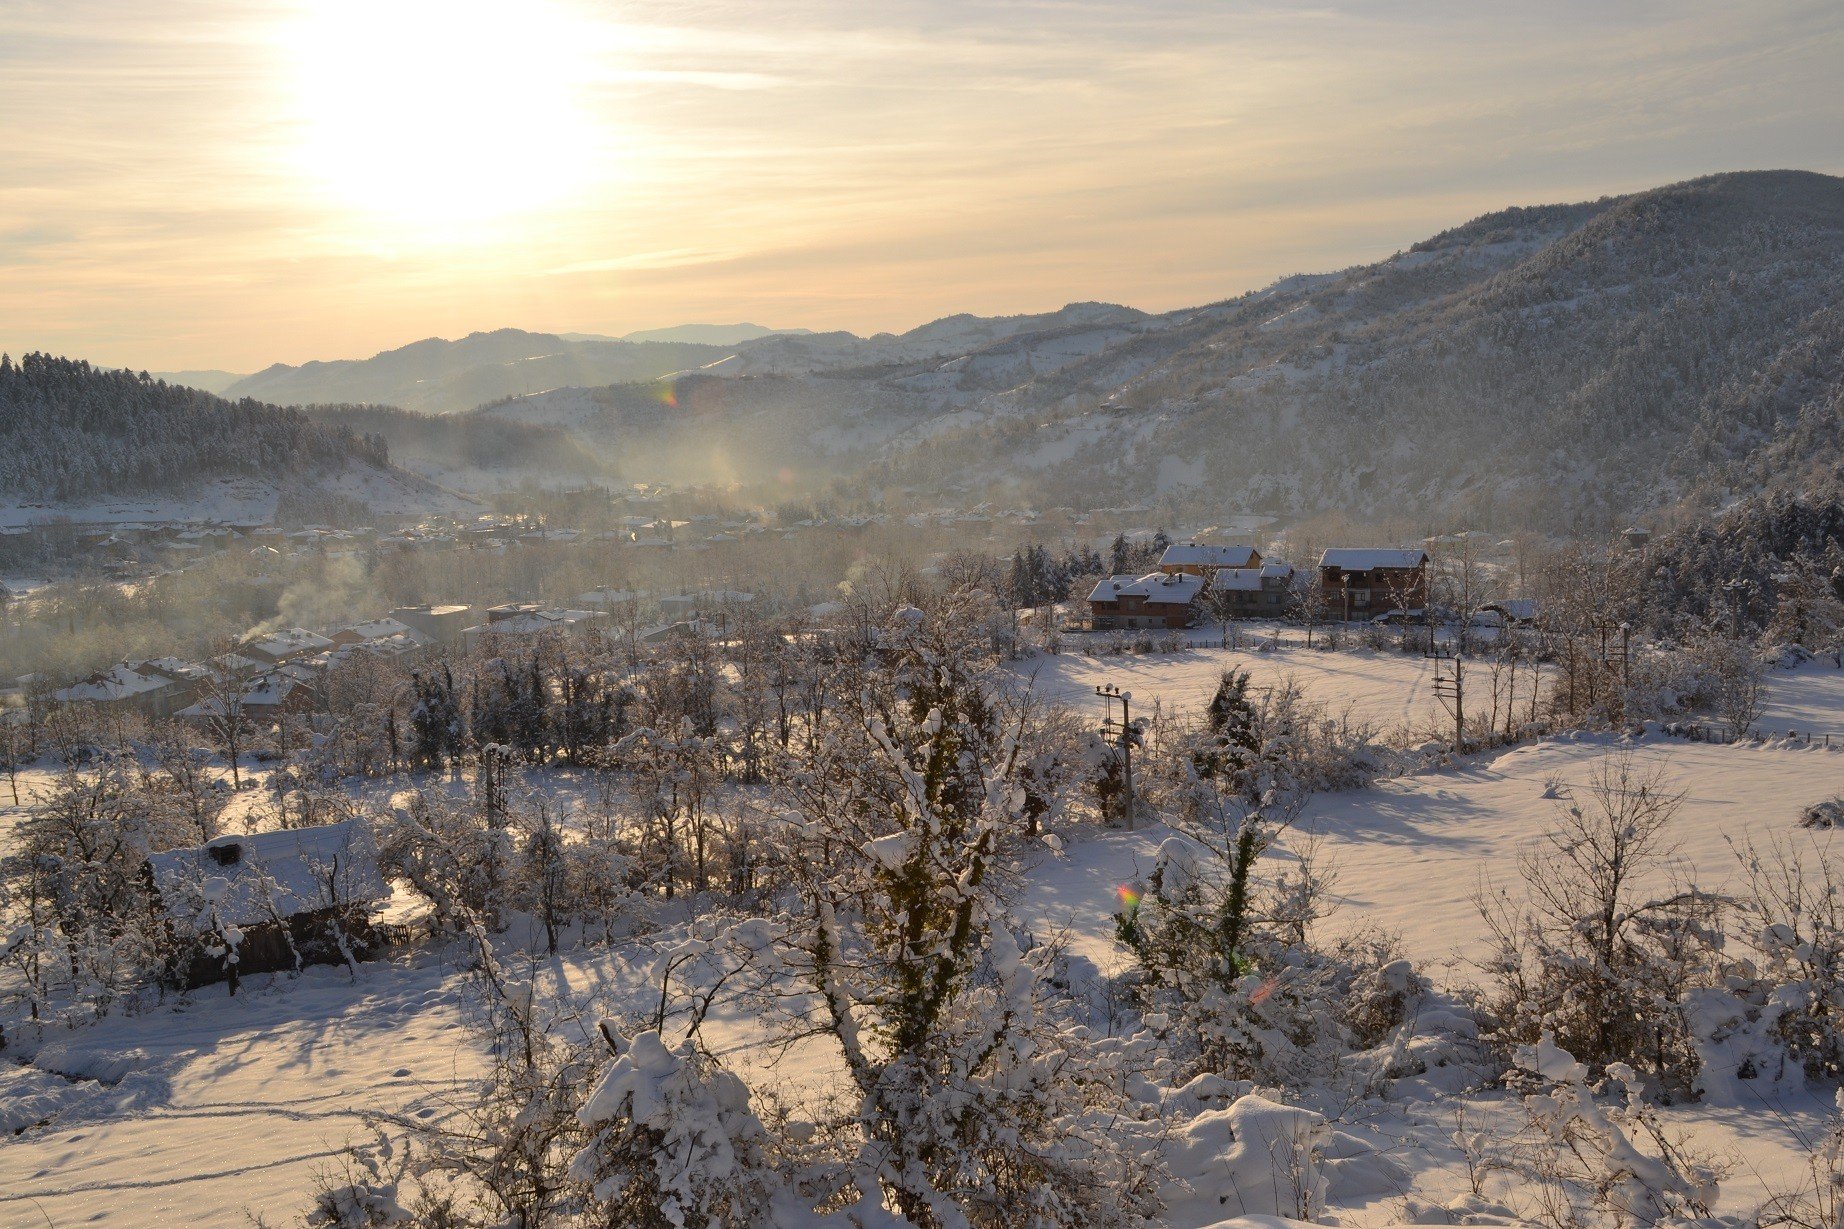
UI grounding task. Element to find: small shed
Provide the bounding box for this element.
[145,821,390,989]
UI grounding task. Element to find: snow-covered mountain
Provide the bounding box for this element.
[118,170,1844,529]
[617,322,812,345]
[222,329,735,416]
[477,170,1844,532]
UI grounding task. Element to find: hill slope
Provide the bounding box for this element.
[0,353,470,519]
[869,170,1844,530]
[478,171,1844,532]
[223,329,735,416]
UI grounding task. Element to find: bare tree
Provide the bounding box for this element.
[194,673,251,790]
[1477,754,1715,1093]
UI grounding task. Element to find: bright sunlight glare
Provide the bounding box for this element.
[285,0,602,233]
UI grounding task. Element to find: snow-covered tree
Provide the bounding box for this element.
[775,593,1157,1227]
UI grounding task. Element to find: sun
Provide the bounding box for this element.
[283,0,601,232]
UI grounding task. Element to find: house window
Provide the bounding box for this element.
[1349,588,1371,605]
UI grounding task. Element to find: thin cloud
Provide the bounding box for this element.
[0,0,1839,368]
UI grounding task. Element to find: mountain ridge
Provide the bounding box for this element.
[469,170,1844,531]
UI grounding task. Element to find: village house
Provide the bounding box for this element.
[329,617,434,651]
[462,606,609,650]
[54,662,185,717]
[1158,542,1262,579]
[144,820,391,989]
[1205,563,1297,617]
[389,604,475,645]
[1317,548,1431,618]
[241,627,336,666]
[178,664,320,724]
[1087,571,1206,630]
[576,587,648,612]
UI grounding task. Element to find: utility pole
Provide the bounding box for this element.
[1429,640,1466,750]
[1096,683,1135,829]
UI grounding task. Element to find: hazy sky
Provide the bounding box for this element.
[2,0,1841,372]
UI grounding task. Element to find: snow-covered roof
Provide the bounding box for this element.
[138,657,222,683]
[145,820,389,929]
[465,609,607,637]
[244,627,335,659]
[53,663,171,703]
[1160,543,1260,568]
[1088,572,1206,606]
[1318,548,1429,572]
[1482,598,1541,621]
[577,588,647,606]
[1209,563,1295,591]
[335,618,433,647]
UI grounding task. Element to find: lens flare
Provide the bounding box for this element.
[1116,884,1142,913]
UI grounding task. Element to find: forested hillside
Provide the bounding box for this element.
[302,402,617,487]
[464,172,1844,533]
[0,353,389,501]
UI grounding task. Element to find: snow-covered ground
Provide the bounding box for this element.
[1014,638,1439,738]
[5,658,1843,1225]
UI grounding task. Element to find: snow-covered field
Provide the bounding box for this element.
[1014,637,1439,737]
[5,657,1843,1226]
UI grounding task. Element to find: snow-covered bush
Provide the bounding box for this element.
[1763,1090,1844,1229]
[568,1026,776,1229]
[1160,1093,1329,1221]
[1476,754,1722,1100]
[1682,634,1769,741]
[1733,837,1844,1082]
[378,785,518,934]
[1503,1035,1726,1227]
[1801,797,1844,829]
[0,754,194,1018]
[303,1136,413,1228]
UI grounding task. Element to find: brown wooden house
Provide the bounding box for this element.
[1087,571,1206,629]
[1158,542,1262,579]
[1317,548,1430,618]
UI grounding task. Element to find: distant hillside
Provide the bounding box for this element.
[302,402,618,492]
[0,353,390,502]
[144,368,246,395]
[223,328,733,415]
[190,171,1844,531]
[618,323,812,345]
[480,170,1843,535]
